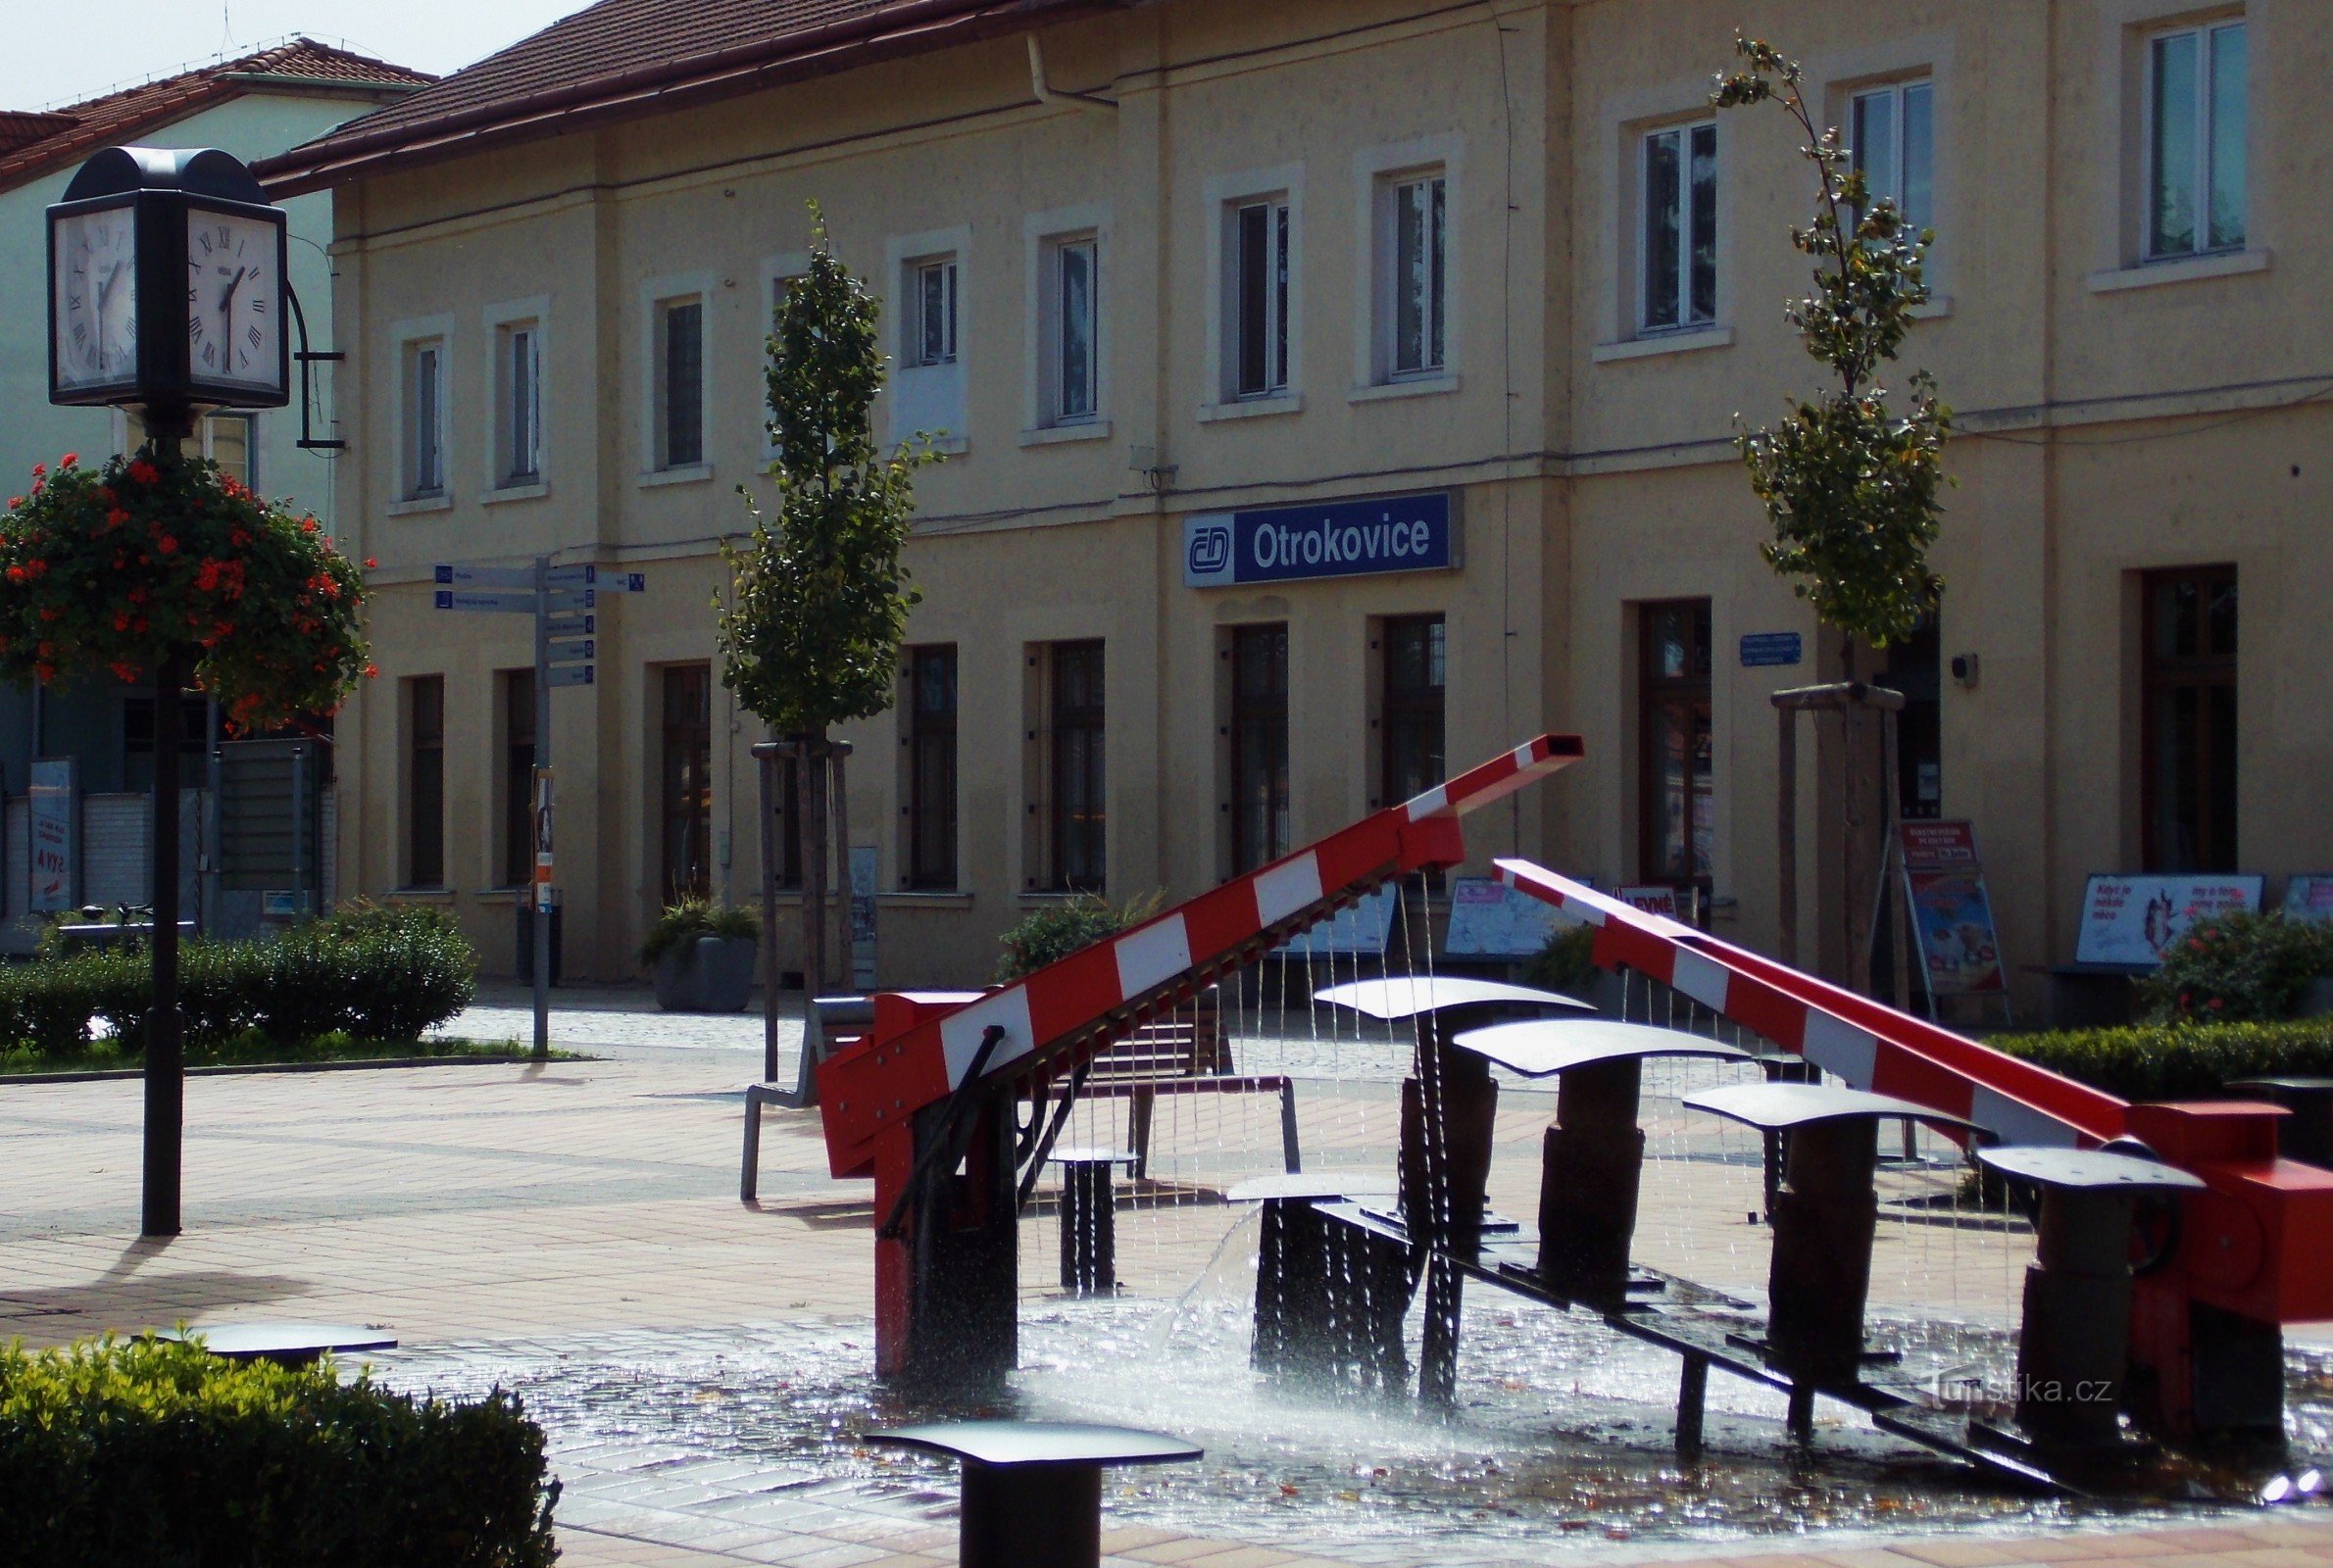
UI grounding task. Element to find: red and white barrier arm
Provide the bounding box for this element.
[817,737,1585,1178]
[1493,859,2128,1150]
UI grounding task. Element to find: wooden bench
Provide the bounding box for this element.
[1075,992,1300,1177]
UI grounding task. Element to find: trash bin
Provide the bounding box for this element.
[515,898,563,987]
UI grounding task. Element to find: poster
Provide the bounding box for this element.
[1614,885,1680,918]
[2073,874,2263,968]
[1443,876,1577,957]
[27,759,73,913]
[1905,867,2007,996]
[1277,887,1398,957]
[1900,820,1980,870]
[2283,876,2333,925]
[848,845,877,989]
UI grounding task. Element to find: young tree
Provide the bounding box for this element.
[719,209,939,1082]
[1714,36,1951,993]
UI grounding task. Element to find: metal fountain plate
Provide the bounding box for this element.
[1046,1147,1137,1166]
[2228,1076,2333,1094]
[1453,1019,1753,1077]
[1684,1081,1981,1135]
[154,1322,398,1361]
[867,1421,1202,1469]
[1313,976,1592,1021]
[1226,1172,1399,1202]
[1977,1146,2206,1193]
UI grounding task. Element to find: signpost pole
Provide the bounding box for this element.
[531,555,552,1060]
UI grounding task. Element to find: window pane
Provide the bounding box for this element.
[1853,89,1900,210]
[504,672,534,887]
[414,346,441,493]
[1237,205,1269,394]
[208,414,251,488]
[1059,242,1095,419]
[1429,176,1447,368]
[1688,122,1718,324]
[2151,32,2199,256]
[664,303,703,467]
[909,647,958,889]
[510,329,538,479]
[1231,625,1289,871]
[1395,180,1429,372]
[1901,82,1935,235]
[1052,642,1106,891]
[1643,130,1681,329]
[2208,24,2247,251]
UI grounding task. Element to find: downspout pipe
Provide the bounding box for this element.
[1027,32,1117,110]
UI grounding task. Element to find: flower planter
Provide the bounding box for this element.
[653,935,759,1012]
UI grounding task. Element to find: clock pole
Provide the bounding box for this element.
[141,401,195,1239]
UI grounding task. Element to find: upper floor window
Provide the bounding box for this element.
[1850,78,1935,236]
[1641,122,1717,333]
[404,338,445,498]
[1044,235,1099,424]
[2147,19,2247,259]
[913,257,959,367]
[656,297,704,469]
[1380,172,1447,379]
[1231,197,1291,398]
[497,321,541,486]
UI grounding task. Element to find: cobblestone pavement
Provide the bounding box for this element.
[4,993,2329,1567]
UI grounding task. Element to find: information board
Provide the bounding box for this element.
[1443,876,1577,957]
[1615,885,1681,918]
[2074,874,2263,968]
[849,845,878,989]
[1276,887,1399,957]
[2284,876,2333,924]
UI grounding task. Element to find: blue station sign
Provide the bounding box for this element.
[1183,491,1460,588]
[1739,631,1804,668]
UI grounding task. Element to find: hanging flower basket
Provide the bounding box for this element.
[0,450,371,728]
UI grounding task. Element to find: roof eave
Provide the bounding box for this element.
[256,0,1131,198]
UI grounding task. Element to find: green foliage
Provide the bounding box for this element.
[996,892,1165,984]
[1713,36,1950,649]
[719,207,941,735]
[2135,909,2333,1024]
[639,898,762,966]
[0,1334,557,1566]
[1992,1018,2333,1102]
[0,903,476,1061]
[1520,922,1601,997]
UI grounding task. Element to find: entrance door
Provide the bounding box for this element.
[2142,565,2237,873]
[1638,601,1713,906]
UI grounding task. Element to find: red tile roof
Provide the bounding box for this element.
[0,38,432,192]
[257,0,1131,196]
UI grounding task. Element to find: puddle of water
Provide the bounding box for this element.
[367,1222,2333,1559]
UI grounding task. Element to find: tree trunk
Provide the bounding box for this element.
[759,730,780,1083]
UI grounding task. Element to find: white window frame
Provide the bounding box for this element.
[1202,164,1304,416]
[1382,170,1448,380]
[910,256,960,367]
[1847,76,1936,237]
[1048,233,1100,424]
[1230,196,1290,399]
[483,295,548,497]
[2141,16,2248,261]
[885,227,971,453]
[1636,118,1720,336]
[636,271,713,481]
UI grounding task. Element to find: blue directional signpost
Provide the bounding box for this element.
[434,559,644,1054]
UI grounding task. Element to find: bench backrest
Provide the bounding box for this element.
[1086,991,1227,1082]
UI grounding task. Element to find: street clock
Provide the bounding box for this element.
[47,146,289,416]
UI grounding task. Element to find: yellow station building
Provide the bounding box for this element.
[255,0,2332,1010]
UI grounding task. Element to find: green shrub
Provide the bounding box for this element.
[1520,922,1600,997]
[0,1334,557,1567]
[0,903,476,1062]
[638,898,762,967]
[2135,909,2333,1024]
[995,892,1163,983]
[1992,1018,2333,1102]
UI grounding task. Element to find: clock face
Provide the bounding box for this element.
[52,206,139,389]
[185,206,282,392]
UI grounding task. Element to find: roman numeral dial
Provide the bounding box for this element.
[185,205,282,393]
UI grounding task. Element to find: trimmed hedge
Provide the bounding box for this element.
[1992,1018,2333,1102]
[0,1335,558,1567]
[0,903,476,1061]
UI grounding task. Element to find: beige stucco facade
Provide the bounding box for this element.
[308,0,2333,1008]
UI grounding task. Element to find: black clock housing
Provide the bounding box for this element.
[46,146,289,414]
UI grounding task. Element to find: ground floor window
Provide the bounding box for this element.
[502,671,535,889]
[2142,564,2237,873]
[1379,614,1446,808]
[906,646,958,890]
[1638,600,1713,895]
[1231,623,1290,873]
[122,692,211,794]
[406,675,445,889]
[661,664,713,904]
[1051,640,1106,892]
